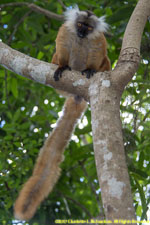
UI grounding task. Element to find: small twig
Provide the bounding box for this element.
[57,0,66,10]
[79,160,104,217]
[137,111,150,135]
[0,2,63,21]
[4,69,11,108]
[4,181,10,191]
[0,2,28,8]
[8,10,32,45]
[4,69,8,100]
[59,192,92,218]
[133,111,138,134]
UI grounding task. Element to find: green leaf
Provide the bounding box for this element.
[108,6,134,24]
[134,179,147,220]
[37,51,44,60]
[130,167,148,179]
[11,78,18,98]
[13,109,21,122]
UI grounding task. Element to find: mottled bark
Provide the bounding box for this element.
[89,0,150,222]
[0,42,89,101]
[89,72,136,222]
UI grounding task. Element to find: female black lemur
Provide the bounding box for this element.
[14,5,111,220]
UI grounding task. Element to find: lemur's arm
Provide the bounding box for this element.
[14,97,87,221]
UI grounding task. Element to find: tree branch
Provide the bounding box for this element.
[61,193,92,218]
[0,2,63,21]
[0,41,90,101]
[113,0,150,88]
[121,0,150,51]
[57,0,66,10]
[88,0,150,221]
[8,10,32,45]
[79,161,105,217]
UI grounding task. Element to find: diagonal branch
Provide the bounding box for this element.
[8,10,32,45]
[121,0,150,51]
[112,0,150,89]
[0,2,63,21]
[0,41,90,101]
[57,0,66,10]
[59,192,92,218]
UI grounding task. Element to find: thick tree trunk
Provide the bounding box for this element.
[88,0,150,220]
[89,74,136,222]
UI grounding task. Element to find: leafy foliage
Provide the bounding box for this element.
[0,0,150,224]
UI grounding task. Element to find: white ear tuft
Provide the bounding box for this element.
[64,5,79,23]
[98,16,109,33]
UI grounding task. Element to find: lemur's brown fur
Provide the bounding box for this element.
[14,7,110,221]
[14,97,87,220]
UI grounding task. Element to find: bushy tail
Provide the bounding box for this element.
[14,97,87,221]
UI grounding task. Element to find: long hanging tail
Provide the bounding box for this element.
[14,97,87,221]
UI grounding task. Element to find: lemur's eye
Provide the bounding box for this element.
[77,22,82,27]
[88,26,93,31]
